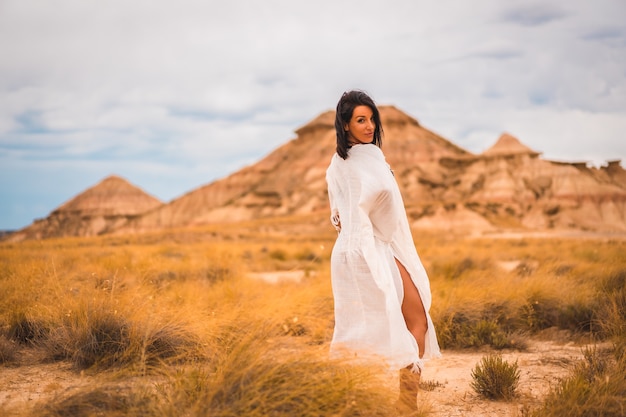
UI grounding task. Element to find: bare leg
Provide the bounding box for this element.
[395,258,428,358]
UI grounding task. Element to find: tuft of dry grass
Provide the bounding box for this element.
[36,296,206,372]
[529,266,626,416]
[7,311,50,346]
[531,347,626,417]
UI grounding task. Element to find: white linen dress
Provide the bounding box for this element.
[326,143,441,371]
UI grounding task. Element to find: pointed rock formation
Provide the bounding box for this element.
[8,175,162,241]
[452,135,626,232]
[114,105,473,234]
[55,175,162,216]
[482,133,540,157]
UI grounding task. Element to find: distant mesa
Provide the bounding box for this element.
[7,106,626,241]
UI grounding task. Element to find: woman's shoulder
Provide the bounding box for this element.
[348,143,385,160]
[328,144,386,169]
[327,153,344,174]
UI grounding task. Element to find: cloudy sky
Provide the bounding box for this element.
[1,0,625,230]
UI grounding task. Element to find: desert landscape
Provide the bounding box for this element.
[1,107,625,416]
[1,220,625,416]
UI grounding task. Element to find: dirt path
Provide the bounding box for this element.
[1,362,84,410]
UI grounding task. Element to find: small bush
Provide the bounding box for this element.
[576,346,608,383]
[436,313,517,349]
[268,249,287,261]
[470,353,520,400]
[558,302,595,333]
[519,294,560,332]
[430,257,476,280]
[471,320,513,350]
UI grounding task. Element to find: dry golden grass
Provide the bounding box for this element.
[0,219,625,416]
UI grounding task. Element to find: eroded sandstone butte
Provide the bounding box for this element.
[9,106,626,240]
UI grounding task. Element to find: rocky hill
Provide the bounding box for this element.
[8,106,626,240]
[114,106,475,234]
[412,134,626,233]
[8,175,163,241]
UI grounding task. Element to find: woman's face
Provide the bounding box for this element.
[344,105,375,145]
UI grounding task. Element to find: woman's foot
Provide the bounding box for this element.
[396,366,421,414]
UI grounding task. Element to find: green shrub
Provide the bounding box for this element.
[470,353,520,400]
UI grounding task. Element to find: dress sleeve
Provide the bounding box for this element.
[328,181,341,233]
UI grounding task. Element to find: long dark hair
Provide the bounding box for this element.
[334,90,383,159]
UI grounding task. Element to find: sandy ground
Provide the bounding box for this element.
[0,338,591,416]
[418,339,587,416]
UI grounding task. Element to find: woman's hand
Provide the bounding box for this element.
[331,212,341,233]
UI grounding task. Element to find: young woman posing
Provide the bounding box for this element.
[326,90,441,412]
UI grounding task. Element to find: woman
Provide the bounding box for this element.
[326,90,441,412]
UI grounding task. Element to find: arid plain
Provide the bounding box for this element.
[1,217,625,416]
